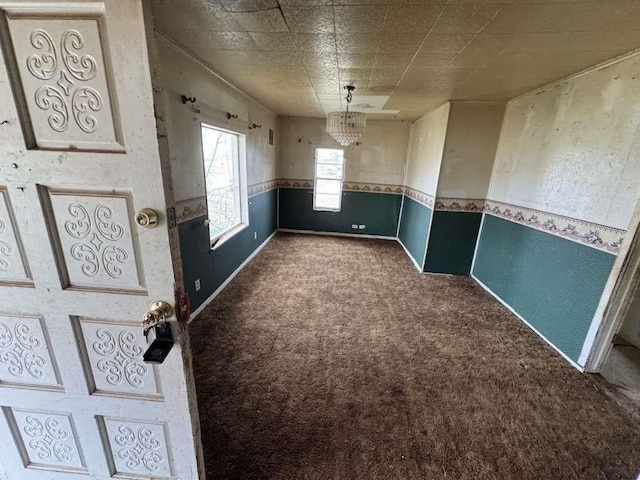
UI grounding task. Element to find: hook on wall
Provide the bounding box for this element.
[181,95,197,104]
[227,113,238,120]
[0,120,8,125]
[248,123,262,130]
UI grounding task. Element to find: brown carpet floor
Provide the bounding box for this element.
[190,233,640,480]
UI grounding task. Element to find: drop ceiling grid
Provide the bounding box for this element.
[151,0,640,120]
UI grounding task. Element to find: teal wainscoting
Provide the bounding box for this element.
[278,188,402,237]
[179,188,277,311]
[472,214,615,363]
[397,195,432,269]
[424,211,482,276]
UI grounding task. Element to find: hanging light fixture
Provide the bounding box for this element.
[326,85,366,147]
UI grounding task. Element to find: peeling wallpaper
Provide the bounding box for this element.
[488,53,640,231]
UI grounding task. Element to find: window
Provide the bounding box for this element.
[314,148,345,212]
[201,123,248,248]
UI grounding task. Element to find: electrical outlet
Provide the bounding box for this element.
[195,279,201,292]
[254,231,257,240]
[359,225,366,229]
[351,224,358,229]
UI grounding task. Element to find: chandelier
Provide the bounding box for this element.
[326,85,366,147]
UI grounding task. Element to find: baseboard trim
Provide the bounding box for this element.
[278,228,396,241]
[397,238,422,273]
[190,230,277,321]
[471,274,584,372]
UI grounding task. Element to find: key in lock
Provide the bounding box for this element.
[142,301,174,364]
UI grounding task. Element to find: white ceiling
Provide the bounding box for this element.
[151,0,640,120]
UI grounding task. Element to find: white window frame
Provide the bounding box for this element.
[199,121,249,250]
[313,147,345,212]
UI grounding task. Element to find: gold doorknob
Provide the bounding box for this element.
[142,300,174,329]
[135,208,159,229]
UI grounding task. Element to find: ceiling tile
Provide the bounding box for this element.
[278,0,331,5]
[248,33,335,52]
[282,6,334,33]
[418,33,475,54]
[368,68,406,83]
[376,34,427,54]
[384,6,443,33]
[334,6,387,33]
[334,0,389,4]
[338,53,375,68]
[432,4,503,33]
[336,34,380,53]
[306,64,340,78]
[170,31,257,52]
[217,0,278,12]
[485,32,640,54]
[372,53,415,69]
[237,9,289,32]
[201,49,308,66]
[484,3,640,34]
[365,85,395,95]
[410,53,458,68]
[303,51,338,67]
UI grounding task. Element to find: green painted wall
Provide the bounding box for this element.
[179,188,277,310]
[424,211,482,276]
[398,195,432,270]
[472,214,615,363]
[278,187,402,237]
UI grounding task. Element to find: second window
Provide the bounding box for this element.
[314,148,345,212]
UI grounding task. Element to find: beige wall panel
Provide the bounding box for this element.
[489,54,640,230]
[158,40,278,203]
[279,117,410,185]
[437,102,505,199]
[405,102,450,196]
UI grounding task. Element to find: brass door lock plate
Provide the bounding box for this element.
[135,208,159,228]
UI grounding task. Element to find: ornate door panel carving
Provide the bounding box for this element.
[0,315,60,390]
[99,418,172,478]
[75,318,161,399]
[0,2,201,479]
[2,9,123,151]
[41,188,145,293]
[4,409,86,473]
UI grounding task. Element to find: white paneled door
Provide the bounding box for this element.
[0,1,201,479]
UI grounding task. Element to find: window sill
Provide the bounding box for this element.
[313,208,341,213]
[210,223,249,251]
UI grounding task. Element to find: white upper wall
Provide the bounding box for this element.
[488,53,640,229]
[279,117,410,185]
[405,103,450,196]
[437,102,505,199]
[158,36,278,203]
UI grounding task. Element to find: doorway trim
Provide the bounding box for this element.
[581,199,640,372]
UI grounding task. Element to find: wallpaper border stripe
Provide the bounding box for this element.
[175,196,206,224]
[177,189,626,254]
[435,197,485,212]
[175,180,278,224]
[404,187,434,208]
[482,199,625,255]
[432,197,625,254]
[278,179,403,194]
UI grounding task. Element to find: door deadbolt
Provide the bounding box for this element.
[135,208,159,228]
